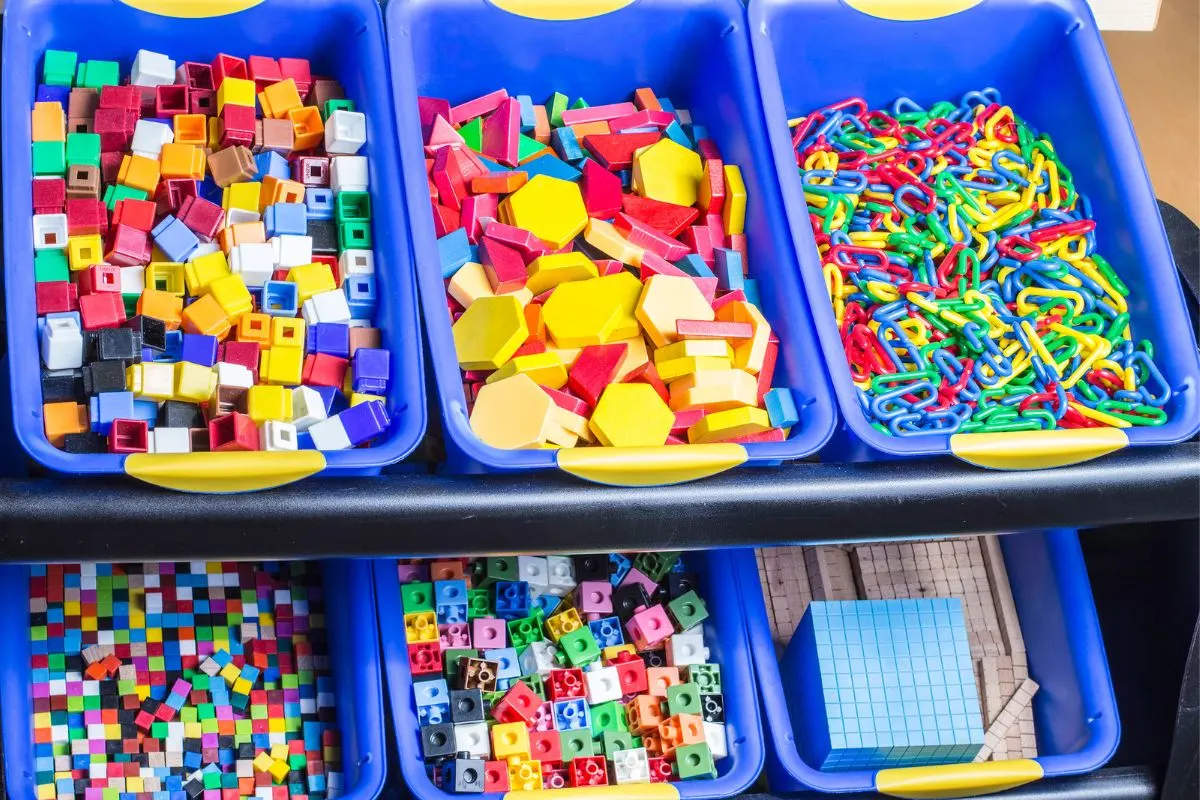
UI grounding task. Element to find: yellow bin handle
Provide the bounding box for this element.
[877,759,1044,798]
[557,444,747,486]
[125,451,326,492]
[950,428,1128,470]
[486,0,636,20]
[842,0,986,20]
[117,0,265,18]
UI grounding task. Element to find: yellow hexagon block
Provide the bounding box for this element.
[669,369,759,412]
[654,339,734,382]
[583,218,644,266]
[501,175,588,250]
[452,295,528,371]
[636,275,716,348]
[542,272,642,348]
[470,374,555,450]
[588,383,673,448]
[486,352,568,389]
[716,301,771,374]
[687,406,772,443]
[633,138,703,207]
[526,252,598,295]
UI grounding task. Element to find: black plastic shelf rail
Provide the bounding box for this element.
[0,442,1191,562]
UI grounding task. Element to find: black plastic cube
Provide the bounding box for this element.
[449,689,485,724]
[419,723,457,760]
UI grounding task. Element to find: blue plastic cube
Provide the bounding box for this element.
[414,678,449,708]
[553,698,591,732]
[493,581,531,621]
[345,274,378,320]
[588,616,624,649]
[764,388,800,430]
[254,151,290,181]
[609,553,632,586]
[261,281,299,317]
[89,391,135,435]
[786,598,984,772]
[532,591,561,617]
[305,188,335,220]
[483,647,520,682]
[351,347,390,395]
[306,323,351,358]
[180,333,218,367]
[151,215,199,263]
[264,203,309,238]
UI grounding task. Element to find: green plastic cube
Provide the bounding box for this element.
[589,700,627,737]
[467,588,491,619]
[685,663,722,695]
[558,627,600,667]
[338,220,372,251]
[634,552,680,583]
[507,615,543,650]
[444,648,478,683]
[122,293,141,318]
[675,742,717,780]
[32,142,66,176]
[559,730,594,759]
[668,590,710,632]
[323,99,355,121]
[335,191,371,223]
[599,729,636,756]
[65,132,101,168]
[43,50,77,87]
[666,683,702,716]
[401,582,435,613]
[481,557,519,587]
[517,673,545,699]
[459,118,483,152]
[202,771,221,789]
[78,60,120,89]
[103,184,148,211]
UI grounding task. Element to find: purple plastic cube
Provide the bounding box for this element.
[398,562,430,583]
[180,333,218,367]
[351,347,390,395]
[577,581,613,615]
[439,623,471,649]
[472,618,507,650]
[337,399,389,446]
[37,84,70,106]
[306,322,351,358]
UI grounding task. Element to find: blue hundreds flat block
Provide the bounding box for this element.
[786,598,983,772]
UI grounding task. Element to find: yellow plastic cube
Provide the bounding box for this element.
[541,272,641,348]
[350,392,386,407]
[507,757,543,792]
[452,295,528,371]
[500,175,588,250]
[219,663,241,685]
[286,263,336,303]
[267,758,290,785]
[208,274,253,320]
[262,346,303,385]
[491,721,531,761]
[546,608,583,641]
[145,262,186,295]
[252,752,274,773]
[258,78,303,119]
[588,383,674,447]
[117,154,161,194]
[232,677,252,696]
[270,317,306,349]
[174,361,216,403]
[216,77,257,112]
[184,251,231,295]
[246,385,291,424]
[404,611,438,643]
[223,182,263,214]
[67,235,104,271]
[126,363,174,401]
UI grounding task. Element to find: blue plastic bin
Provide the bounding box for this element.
[748,0,1200,470]
[735,530,1119,796]
[0,558,387,800]
[375,550,765,799]
[3,0,426,492]
[385,0,836,487]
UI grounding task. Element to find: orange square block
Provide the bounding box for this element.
[43,402,88,447]
[32,101,66,143]
[627,694,665,733]
[118,154,161,195]
[181,294,231,339]
[657,713,704,756]
[258,79,303,120]
[645,666,681,697]
[217,222,267,254]
[262,177,306,207]
[173,114,208,147]
[237,313,272,347]
[287,107,324,150]
[137,289,184,330]
[160,143,206,180]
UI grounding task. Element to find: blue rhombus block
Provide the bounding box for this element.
[784,598,985,772]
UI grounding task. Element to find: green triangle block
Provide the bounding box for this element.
[570,97,589,110]
[517,134,546,163]
[459,117,483,152]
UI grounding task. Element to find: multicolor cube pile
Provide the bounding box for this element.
[32,48,390,455]
[30,562,344,799]
[402,553,728,792]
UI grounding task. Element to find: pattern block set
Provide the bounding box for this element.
[30,562,345,799]
[32,49,391,456]
[425,87,801,450]
[401,553,729,791]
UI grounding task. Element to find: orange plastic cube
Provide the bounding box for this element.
[43,402,88,447]
[645,667,681,698]
[657,713,704,757]
[262,177,306,207]
[137,289,184,330]
[237,313,272,347]
[287,107,324,150]
[32,102,66,142]
[217,222,267,254]
[181,294,231,339]
[173,114,208,147]
[118,154,161,195]
[159,143,206,180]
[258,79,303,120]
[627,695,665,733]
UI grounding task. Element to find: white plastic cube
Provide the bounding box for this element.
[584,666,622,705]
[226,208,262,226]
[41,314,83,370]
[546,556,576,597]
[230,243,275,287]
[612,747,650,784]
[324,110,367,155]
[272,235,313,269]
[153,428,192,454]
[131,50,177,87]
[453,721,491,759]
[260,420,299,451]
[704,721,728,759]
[291,386,328,431]
[33,214,69,250]
[190,240,221,259]
[339,249,375,279]
[131,120,174,159]
[518,556,549,590]
[308,415,351,451]
[330,156,369,193]
[120,266,146,296]
[301,290,352,325]
[518,640,557,676]
[215,362,254,389]
[666,632,710,667]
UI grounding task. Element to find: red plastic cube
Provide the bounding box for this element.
[210,54,248,88]
[79,291,125,330]
[105,224,151,267]
[614,658,649,696]
[407,643,443,677]
[155,84,189,119]
[247,56,283,91]
[529,730,562,765]
[648,756,673,783]
[219,104,256,148]
[491,681,541,725]
[220,341,260,379]
[178,196,225,242]
[35,282,78,315]
[278,58,312,97]
[569,756,609,787]
[483,761,510,793]
[33,177,66,214]
[112,198,157,232]
[301,353,349,389]
[208,412,259,452]
[548,668,587,701]
[77,264,121,295]
[99,85,141,113]
[66,197,109,237]
[156,179,198,218]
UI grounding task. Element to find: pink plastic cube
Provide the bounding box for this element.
[620,567,658,598]
[626,604,673,650]
[439,623,470,649]
[472,618,507,650]
[577,581,613,614]
[532,701,556,732]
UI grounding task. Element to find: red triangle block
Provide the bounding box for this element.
[582,132,661,170]
[620,194,699,238]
